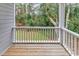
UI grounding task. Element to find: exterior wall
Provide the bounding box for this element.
[0,3,14,55]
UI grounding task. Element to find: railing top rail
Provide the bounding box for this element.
[12,26,59,29]
[61,28,79,38]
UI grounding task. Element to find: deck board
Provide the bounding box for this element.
[3,44,69,56]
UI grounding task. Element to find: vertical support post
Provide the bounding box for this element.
[58,3,65,43]
[13,3,16,42]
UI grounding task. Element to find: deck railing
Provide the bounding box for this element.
[13,27,59,43]
[60,28,79,56]
[12,26,79,56]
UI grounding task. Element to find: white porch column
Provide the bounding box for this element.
[58,3,65,43]
[13,3,16,42]
[59,3,65,28]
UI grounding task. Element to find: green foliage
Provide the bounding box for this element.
[16,13,27,25]
[16,3,58,26]
[66,4,79,33]
[68,18,79,33]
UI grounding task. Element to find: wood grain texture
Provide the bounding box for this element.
[3,44,69,56]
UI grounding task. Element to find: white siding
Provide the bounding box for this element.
[0,3,14,54]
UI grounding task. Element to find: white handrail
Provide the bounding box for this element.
[13,26,59,29]
[61,28,79,38]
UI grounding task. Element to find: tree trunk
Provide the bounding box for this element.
[66,4,71,28]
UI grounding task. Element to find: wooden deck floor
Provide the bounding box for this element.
[3,44,69,56]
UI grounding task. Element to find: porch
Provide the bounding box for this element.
[0,3,79,56]
[2,27,79,56]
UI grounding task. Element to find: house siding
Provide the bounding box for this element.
[0,3,14,55]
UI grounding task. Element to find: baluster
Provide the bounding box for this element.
[20,28,22,48]
[47,29,48,42]
[24,28,26,43]
[70,34,71,50]
[61,29,63,44]
[16,28,20,42]
[44,28,45,42]
[27,28,28,43]
[66,32,68,47]
[38,28,39,42]
[25,28,28,42]
[48,28,49,42]
[54,29,56,41]
[34,28,36,43]
[24,28,26,42]
[33,28,34,42]
[29,28,30,42]
[35,28,36,43]
[17,28,19,43]
[51,28,53,42]
[36,28,37,42]
[76,38,78,55]
[23,28,24,42]
[39,28,40,42]
[45,28,46,42]
[29,28,31,43]
[28,28,29,43]
[50,28,52,42]
[71,35,73,54]
[42,28,44,42]
[31,28,32,43]
[68,33,70,49]
[46,28,48,42]
[15,28,17,47]
[64,31,66,46]
[77,38,79,55]
[37,28,38,43]
[63,29,65,45]
[74,37,77,55]
[66,32,67,46]
[37,28,38,42]
[22,28,23,43]
[53,29,55,41]
[42,29,45,42]
[37,28,39,42]
[30,28,31,43]
[72,36,75,54]
[55,28,56,41]
[22,28,24,43]
[15,28,16,43]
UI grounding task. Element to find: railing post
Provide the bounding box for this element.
[12,27,15,42]
[10,27,15,43]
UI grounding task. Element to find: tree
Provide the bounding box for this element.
[16,3,58,26]
[65,3,79,33]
